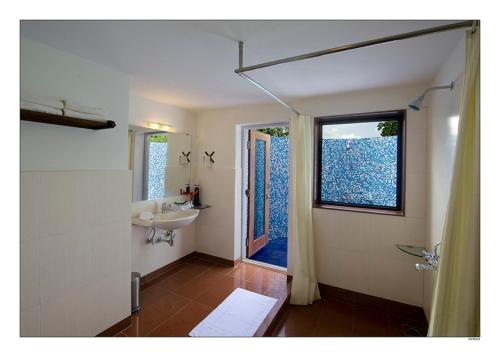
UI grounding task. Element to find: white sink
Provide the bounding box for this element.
[132,209,199,231]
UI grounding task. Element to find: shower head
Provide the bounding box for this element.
[408,82,454,111]
[408,95,425,111]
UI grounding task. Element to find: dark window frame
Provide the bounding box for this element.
[313,110,406,216]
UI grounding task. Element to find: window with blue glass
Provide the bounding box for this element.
[315,110,405,213]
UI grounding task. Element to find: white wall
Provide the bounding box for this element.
[423,36,465,318]
[20,37,131,336]
[129,94,197,277]
[194,84,429,306]
[129,94,195,134]
[21,38,129,171]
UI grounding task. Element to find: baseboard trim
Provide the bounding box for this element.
[192,252,240,267]
[140,252,198,289]
[318,283,427,322]
[96,315,131,337]
[140,251,240,290]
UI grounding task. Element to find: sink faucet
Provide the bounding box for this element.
[161,202,169,213]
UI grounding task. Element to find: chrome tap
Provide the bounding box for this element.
[416,242,441,271]
[161,202,168,213]
[416,262,436,271]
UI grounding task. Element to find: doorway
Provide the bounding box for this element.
[242,125,289,269]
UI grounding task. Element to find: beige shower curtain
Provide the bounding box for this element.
[289,114,321,305]
[428,29,480,336]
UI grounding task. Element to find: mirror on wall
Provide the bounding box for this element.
[128,125,191,201]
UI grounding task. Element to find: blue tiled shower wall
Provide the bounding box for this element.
[269,136,289,240]
[321,137,398,207]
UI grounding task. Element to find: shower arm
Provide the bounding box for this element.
[420,82,454,98]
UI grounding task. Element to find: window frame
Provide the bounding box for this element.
[313,110,406,216]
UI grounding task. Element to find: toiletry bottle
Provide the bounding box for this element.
[193,185,200,206]
[185,184,190,193]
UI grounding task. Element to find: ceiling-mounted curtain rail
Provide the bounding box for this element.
[237,72,300,115]
[235,20,477,115]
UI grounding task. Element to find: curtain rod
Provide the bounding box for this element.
[235,20,477,115]
[237,72,300,115]
[237,41,301,115]
[235,20,476,74]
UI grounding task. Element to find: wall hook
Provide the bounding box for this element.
[204,151,215,164]
[182,151,191,163]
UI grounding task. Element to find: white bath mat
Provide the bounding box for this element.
[189,288,277,337]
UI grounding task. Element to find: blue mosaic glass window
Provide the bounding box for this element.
[317,112,404,211]
[254,139,266,239]
[269,136,288,240]
[147,137,168,200]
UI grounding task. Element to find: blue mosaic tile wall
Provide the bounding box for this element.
[269,136,289,240]
[321,137,398,207]
[253,136,289,241]
[254,139,266,239]
[148,142,168,200]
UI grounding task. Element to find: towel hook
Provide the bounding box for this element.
[182,151,191,163]
[204,151,215,164]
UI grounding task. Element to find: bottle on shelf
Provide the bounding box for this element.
[193,185,200,206]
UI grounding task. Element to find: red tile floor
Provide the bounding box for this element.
[116,258,425,337]
[118,259,288,337]
[273,297,427,337]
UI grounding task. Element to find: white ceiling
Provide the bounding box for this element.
[20,20,465,111]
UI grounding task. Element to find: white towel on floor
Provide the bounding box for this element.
[21,101,63,116]
[63,109,107,122]
[189,288,277,337]
[21,91,64,110]
[63,100,106,117]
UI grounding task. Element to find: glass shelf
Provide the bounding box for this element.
[396,244,426,258]
[193,204,211,210]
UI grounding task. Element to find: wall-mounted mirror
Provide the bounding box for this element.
[128,125,192,201]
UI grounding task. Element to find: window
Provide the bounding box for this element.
[314,110,405,214]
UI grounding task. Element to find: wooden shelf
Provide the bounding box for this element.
[20,109,116,130]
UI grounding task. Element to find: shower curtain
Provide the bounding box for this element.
[428,29,480,336]
[289,114,321,305]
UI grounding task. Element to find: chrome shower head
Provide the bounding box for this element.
[408,82,454,111]
[408,95,424,111]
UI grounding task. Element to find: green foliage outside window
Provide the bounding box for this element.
[149,134,168,143]
[257,127,289,137]
[377,121,398,136]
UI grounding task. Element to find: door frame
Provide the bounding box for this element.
[239,122,290,272]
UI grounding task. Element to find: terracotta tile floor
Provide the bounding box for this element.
[273,297,428,337]
[119,259,289,337]
[117,257,426,337]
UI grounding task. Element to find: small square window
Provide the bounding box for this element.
[314,110,405,215]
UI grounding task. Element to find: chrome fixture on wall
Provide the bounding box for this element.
[146,226,176,246]
[408,82,454,111]
[416,242,441,271]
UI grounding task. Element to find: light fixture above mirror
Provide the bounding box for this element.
[146,121,174,132]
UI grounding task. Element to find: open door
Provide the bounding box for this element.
[248,130,271,257]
